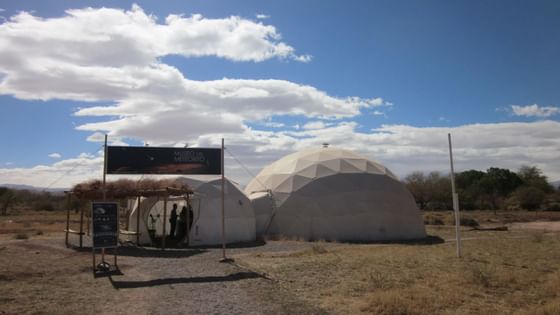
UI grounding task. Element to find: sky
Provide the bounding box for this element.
[0,0,559,188]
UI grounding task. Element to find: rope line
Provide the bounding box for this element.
[224,147,268,191]
[44,144,105,190]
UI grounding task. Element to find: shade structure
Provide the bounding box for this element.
[126,176,256,246]
[245,147,426,241]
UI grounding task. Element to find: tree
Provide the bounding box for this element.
[478,168,523,211]
[0,187,17,216]
[404,172,428,210]
[517,165,554,193]
[513,186,546,211]
[404,171,451,210]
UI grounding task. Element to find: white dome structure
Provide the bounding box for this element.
[126,176,256,246]
[245,147,426,241]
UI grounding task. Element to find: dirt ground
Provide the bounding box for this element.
[0,233,328,315]
[1,210,560,314]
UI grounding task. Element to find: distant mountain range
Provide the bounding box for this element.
[552,180,560,189]
[0,184,67,194]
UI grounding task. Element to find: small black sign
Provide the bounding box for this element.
[107,146,222,175]
[92,202,119,248]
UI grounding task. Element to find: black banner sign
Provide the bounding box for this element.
[107,146,222,175]
[92,202,119,248]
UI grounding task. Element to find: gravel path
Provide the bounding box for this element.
[59,235,332,314]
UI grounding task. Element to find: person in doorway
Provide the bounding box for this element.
[187,204,194,232]
[169,204,178,239]
[176,205,187,241]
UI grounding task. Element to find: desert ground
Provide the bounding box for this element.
[1,210,560,315]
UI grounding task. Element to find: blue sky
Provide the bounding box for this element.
[0,0,559,187]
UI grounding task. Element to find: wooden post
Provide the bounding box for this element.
[79,206,84,248]
[221,138,227,261]
[65,193,70,248]
[162,197,168,250]
[86,210,90,236]
[136,196,141,245]
[448,133,462,258]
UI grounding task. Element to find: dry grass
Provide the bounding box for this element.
[0,211,84,240]
[236,227,560,315]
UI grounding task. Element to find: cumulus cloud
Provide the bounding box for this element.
[302,121,326,130]
[0,153,104,188]
[511,104,559,118]
[2,120,560,187]
[256,14,270,20]
[0,5,558,187]
[48,153,62,159]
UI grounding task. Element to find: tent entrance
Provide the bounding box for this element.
[145,199,195,248]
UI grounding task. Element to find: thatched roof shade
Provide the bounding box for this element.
[71,178,193,200]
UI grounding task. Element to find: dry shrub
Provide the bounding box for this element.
[531,231,545,243]
[361,270,391,291]
[72,178,190,200]
[467,263,494,288]
[360,291,427,315]
[529,299,560,315]
[311,244,328,254]
[13,233,28,240]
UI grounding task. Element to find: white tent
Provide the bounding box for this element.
[125,176,256,246]
[245,147,426,241]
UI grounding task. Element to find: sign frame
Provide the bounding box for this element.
[106,146,222,175]
[91,201,119,249]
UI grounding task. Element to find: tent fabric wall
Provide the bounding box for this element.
[125,176,256,246]
[245,147,426,241]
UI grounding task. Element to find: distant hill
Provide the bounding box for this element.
[0,184,67,194]
[552,180,560,189]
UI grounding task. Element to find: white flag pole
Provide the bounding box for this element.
[448,133,462,258]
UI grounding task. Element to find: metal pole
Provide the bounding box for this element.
[448,133,462,258]
[65,193,70,248]
[186,195,190,246]
[221,138,226,260]
[103,134,108,201]
[136,196,141,245]
[79,206,84,248]
[162,197,168,250]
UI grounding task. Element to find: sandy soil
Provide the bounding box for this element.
[0,233,330,315]
[509,220,560,232]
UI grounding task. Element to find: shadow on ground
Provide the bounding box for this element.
[109,271,264,289]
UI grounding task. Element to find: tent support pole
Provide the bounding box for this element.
[220,138,230,262]
[136,196,141,245]
[162,197,168,251]
[79,206,84,248]
[102,134,107,201]
[65,193,70,248]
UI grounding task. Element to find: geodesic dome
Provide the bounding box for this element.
[245,147,426,241]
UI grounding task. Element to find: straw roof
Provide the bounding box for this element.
[71,178,192,200]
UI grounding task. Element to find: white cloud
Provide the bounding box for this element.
[256,14,270,20]
[48,153,62,159]
[302,121,326,130]
[0,5,558,187]
[2,120,560,187]
[511,104,559,118]
[0,153,104,188]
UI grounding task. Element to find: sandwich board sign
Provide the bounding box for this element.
[92,202,119,248]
